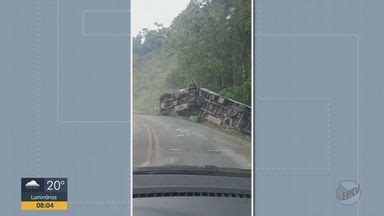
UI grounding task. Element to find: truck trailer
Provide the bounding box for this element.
[159,84,251,134]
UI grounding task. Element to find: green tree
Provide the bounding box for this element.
[133,0,252,112]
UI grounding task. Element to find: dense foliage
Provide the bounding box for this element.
[133,0,251,112]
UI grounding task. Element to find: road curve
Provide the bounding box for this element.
[133,114,251,169]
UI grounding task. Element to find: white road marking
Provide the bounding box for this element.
[207,149,237,152]
[168,148,185,151]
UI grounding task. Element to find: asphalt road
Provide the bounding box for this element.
[133,114,251,169]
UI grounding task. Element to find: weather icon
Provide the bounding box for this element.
[25,180,40,189]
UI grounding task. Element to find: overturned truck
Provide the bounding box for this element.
[159,84,251,134]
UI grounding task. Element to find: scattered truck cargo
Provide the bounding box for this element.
[159,84,251,134]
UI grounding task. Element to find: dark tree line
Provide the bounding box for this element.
[133,0,251,105]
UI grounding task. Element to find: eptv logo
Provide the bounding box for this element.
[336,181,361,205]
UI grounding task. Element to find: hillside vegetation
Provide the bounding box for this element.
[133,0,251,113]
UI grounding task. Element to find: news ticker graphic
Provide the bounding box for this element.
[21,178,68,211]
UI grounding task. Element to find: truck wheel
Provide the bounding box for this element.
[222,117,233,128]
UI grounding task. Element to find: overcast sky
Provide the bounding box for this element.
[132,0,190,36]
